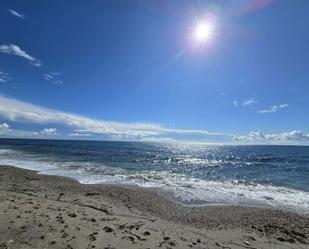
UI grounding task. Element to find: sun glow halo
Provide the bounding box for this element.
[194,21,215,43]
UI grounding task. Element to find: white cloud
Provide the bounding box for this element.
[1,96,305,144]
[0,96,224,139]
[235,130,309,142]
[242,97,258,106]
[234,130,266,141]
[69,133,93,137]
[0,127,59,138]
[259,104,288,114]
[0,44,41,67]
[141,137,179,143]
[0,72,10,83]
[0,123,10,134]
[277,130,309,141]
[39,128,58,136]
[30,128,58,137]
[8,9,24,19]
[233,98,258,107]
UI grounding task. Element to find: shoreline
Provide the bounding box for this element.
[1,165,309,248]
[38,166,309,215]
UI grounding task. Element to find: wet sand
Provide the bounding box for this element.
[0,165,308,249]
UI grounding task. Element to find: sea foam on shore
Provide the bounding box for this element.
[0,139,309,214]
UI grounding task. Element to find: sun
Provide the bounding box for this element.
[194,21,215,43]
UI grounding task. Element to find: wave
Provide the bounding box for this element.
[34,167,309,214]
[0,148,308,214]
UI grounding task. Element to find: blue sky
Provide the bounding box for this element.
[0,0,309,144]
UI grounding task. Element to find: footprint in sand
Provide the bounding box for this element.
[103,226,114,233]
[88,232,98,241]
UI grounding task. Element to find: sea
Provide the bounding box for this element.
[0,138,308,213]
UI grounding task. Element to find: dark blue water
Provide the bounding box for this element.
[0,139,308,213]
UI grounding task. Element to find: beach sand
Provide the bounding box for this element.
[0,165,308,249]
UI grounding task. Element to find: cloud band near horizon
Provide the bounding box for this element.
[0,96,308,144]
[0,95,227,140]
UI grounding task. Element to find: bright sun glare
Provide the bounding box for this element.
[194,21,214,43]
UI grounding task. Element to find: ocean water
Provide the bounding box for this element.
[0,139,309,213]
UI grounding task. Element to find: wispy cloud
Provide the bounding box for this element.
[233,97,258,107]
[242,97,258,106]
[43,74,53,81]
[0,44,41,67]
[69,133,93,137]
[8,9,24,19]
[141,137,179,143]
[0,96,305,144]
[0,126,59,138]
[0,72,10,83]
[43,72,63,85]
[234,130,309,142]
[259,104,288,114]
[0,96,225,140]
[52,80,63,85]
[50,72,61,76]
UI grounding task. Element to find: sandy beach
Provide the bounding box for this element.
[0,165,308,249]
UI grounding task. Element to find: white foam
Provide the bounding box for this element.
[0,158,57,171]
[0,148,19,155]
[1,148,308,214]
[0,148,57,171]
[70,170,309,214]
